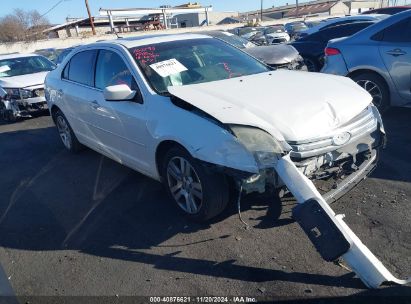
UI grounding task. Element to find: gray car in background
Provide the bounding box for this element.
[202,31,307,70]
[321,10,411,111]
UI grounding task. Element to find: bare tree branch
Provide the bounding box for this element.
[0,9,50,43]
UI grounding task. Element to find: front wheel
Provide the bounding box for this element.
[303,57,320,72]
[53,110,83,152]
[161,146,229,222]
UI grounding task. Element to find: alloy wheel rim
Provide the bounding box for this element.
[56,116,72,149]
[166,156,203,214]
[356,80,383,108]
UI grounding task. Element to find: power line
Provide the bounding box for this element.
[41,0,68,18]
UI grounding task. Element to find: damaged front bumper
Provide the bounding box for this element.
[239,105,385,203]
[0,97,47,120]
[275,153,410,289]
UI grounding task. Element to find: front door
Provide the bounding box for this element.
[379,17,411,103]
[84,48,152,174]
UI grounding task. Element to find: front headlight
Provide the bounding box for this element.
[4,88,20,98]
[230,125,288,167]
[3,88,32,99]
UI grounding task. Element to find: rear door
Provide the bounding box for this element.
[60,49,98,145]
[378,17,411,102]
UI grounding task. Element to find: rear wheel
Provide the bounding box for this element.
[161,146,229,222]
[54,110,83,152]
[303,57,319,72]
[351,73,390,112]
[0,102,17,123]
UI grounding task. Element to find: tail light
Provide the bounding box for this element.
[325,47,341,56]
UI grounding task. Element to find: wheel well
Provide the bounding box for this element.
[50,105,60,122]
[347,69,388,87]
[155,140,185,179]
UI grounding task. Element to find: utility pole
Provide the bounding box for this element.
[296,0,299,17]
[85,0,96,35]
[260,0,263,22]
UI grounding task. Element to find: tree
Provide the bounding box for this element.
[0,9,50,43]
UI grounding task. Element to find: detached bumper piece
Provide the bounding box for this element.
[275,154,410,289]
[293,199,350,262]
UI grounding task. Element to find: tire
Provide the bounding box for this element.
[351,72,390,113]
[2,110,17,123]
[161,146,229,222]
[53,110,83,152]
[0,101,17,123]
[303,57,319,72]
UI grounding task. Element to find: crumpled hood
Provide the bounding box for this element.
[168,70,372,142]
[244,44,299,65]
[0,71,48,89]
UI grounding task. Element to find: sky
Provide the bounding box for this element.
[1,0,288,24]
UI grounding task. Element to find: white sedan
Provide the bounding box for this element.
[45,33,385,222]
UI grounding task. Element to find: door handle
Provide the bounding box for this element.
[89,100,101,110]
[386,49,407,57]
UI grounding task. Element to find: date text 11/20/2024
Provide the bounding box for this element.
[149,296,257,303]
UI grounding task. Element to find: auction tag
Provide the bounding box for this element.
[150,59,187,77]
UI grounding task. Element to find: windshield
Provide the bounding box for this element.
[215,32,255,49]
[238,28,257,36]
[0,56,55,77]
[129,38,270,94]
[286,23,308,31]
[292,24,308,31]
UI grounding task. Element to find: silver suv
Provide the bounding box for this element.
[321,10,411,112]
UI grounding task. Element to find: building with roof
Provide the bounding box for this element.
[244,0,388,20]
[43,16,145,39]
[285,1,349,17]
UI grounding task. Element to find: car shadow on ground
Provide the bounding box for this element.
[0,107,410,292]
[371,107,411,184]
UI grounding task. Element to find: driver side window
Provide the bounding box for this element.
[95,50,137,90]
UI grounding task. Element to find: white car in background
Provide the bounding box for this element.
[0,53,56,121]
[263,25,291,44]
[45,33,384,223]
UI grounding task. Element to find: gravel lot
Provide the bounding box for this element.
[0,108,410,302]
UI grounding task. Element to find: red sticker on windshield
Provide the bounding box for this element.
[133,46,159,64]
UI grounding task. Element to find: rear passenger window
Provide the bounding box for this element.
[95,50,136,90]
[68,50,97,86]
[381,18,411,42]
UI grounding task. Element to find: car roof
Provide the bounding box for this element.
[0,53,40,60]
[365,5,411,12]
[321,20,376,30]
[319,14,388,24]
[109,33,212,49]
[328,9,411,43]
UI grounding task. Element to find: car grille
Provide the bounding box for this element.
[288,106,378,159]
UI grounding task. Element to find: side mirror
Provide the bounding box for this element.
[103,84,136,101]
